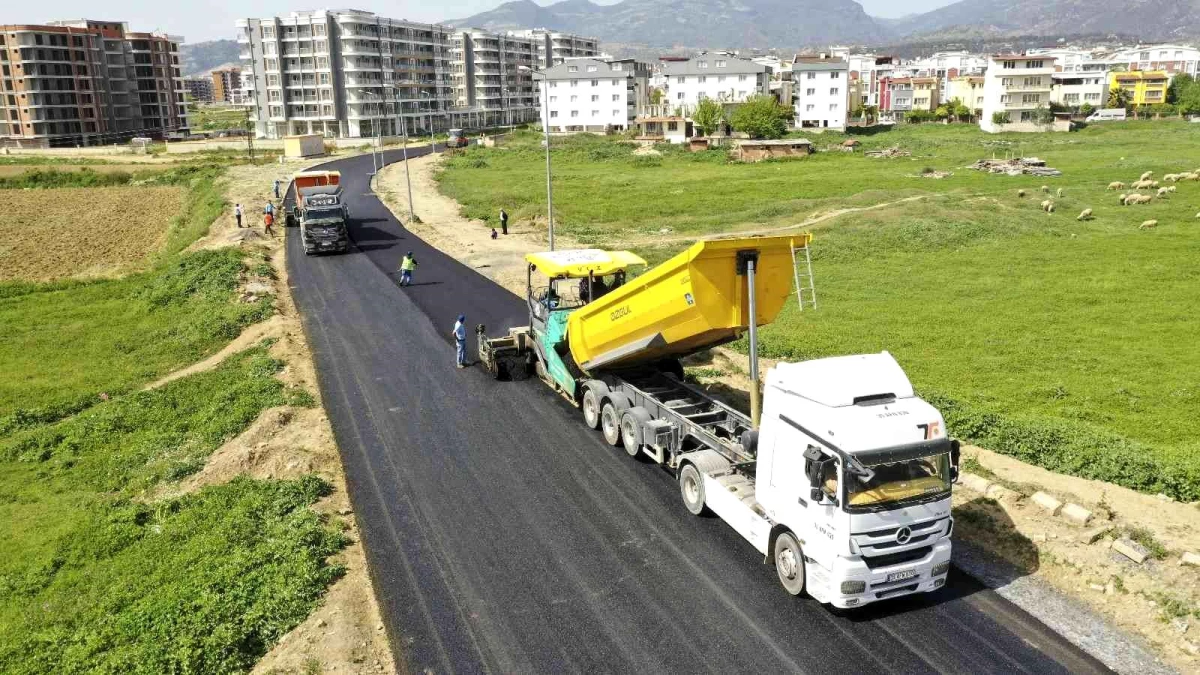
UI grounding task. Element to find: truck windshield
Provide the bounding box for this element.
[845,453,950,510]
[305,208,343,221]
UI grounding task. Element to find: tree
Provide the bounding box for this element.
[991,110,1011,127]
[1166,73,1194,104]
[729,95,791,139]
[649,88,664,106]
[934,104,951,121]
[1079,102,1095,117]
[949,98,971,122]
[692,98,724,136]
[1031,104,1055,127]
[863,105,878,124]
[1107,87,1131,110]
[850,102,864,122]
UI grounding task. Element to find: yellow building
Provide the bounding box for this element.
[945,76,985,112]
[1108,70,1170,106]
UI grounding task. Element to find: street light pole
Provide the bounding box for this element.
[420,91,436,150]
[393,86,415,224]
[529,70,555,250]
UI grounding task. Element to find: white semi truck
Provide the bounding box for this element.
[478,236,960,607]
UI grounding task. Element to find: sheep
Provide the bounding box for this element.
[1131,179,1154,190]
[1017,189,1027,198]
[1077,208,1093,221]
[1164,174,1179,183]
[1044,201,1056,214]
[1166,185,1177,193]
[1107,181,1125,190]
[1140,171,1153,181]
[1124,193,1152,206]
[1139,219,1158,229]
[1056,187,1064,198]
[1135,194,1154,204]
[1183,173,1200,182]
[1151,180,1161,188]
[1040,199,1052,210]
[1118,193,1128,204]
[1157,187,1170,197]
[1196,211,1200,219]
[1040,185,1050,194]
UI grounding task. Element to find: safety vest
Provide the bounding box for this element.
[400,256,415,271]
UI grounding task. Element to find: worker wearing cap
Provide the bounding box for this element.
[453,315,467,368]
[398,251,417,286]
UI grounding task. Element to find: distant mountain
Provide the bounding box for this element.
[450,0,890,49]
[180,40,240,76]
[892,0,1200,42]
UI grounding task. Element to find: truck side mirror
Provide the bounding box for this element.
[950,439,961,483]
[803,445,824,488]
[809,487,823,503]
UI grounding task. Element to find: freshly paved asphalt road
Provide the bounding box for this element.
[286,148,1113,674]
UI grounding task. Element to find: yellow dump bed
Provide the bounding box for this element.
[567,235,807,372]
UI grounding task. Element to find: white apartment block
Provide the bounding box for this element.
[452,29,537,128]
[1050,72,1106,108]
[979,54,1057,133]
[791,55,848,130]
[660,54,769,115]
[237,11,455,139]
[1110,44,1200,78]
[507,28,599,68]
[538,58,648,132]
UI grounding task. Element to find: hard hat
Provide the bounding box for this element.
[457,314,465,322]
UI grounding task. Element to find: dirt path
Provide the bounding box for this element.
[158,159,397,675]
[376,152,1200,673]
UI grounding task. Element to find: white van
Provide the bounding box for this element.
[1086,108,1127,122]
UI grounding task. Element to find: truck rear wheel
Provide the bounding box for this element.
[582,387,602,429]
[679,463,707,515]
[774,532,806,596]
[620,407,650,458]
[600,402,622,446]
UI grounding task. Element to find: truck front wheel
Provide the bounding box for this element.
[774,532,806,596]
[679,463,707,515]
[582,387,602,429]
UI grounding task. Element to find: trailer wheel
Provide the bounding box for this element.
[600,402,623,446]
[774,532,806,596]
[679,463,707,515]
[582,387,602,429]
[620,407,651,458]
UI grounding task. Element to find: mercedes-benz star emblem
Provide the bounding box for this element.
[895,527,912,544]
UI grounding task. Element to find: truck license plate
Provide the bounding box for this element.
[886,569,918,583]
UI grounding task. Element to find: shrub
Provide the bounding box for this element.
[729,95,791,139]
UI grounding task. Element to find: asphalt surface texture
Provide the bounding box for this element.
[286,147,1114,674]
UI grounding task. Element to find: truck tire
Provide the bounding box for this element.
[774,532,806,596]
[620,407,651,458]
[600,401,622,446]
[582,386,603,429]
[679,463,707,515]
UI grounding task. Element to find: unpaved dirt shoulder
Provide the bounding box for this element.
[378,152,1199,673]
[157,160,397,675]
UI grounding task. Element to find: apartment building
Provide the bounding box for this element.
[881,77,939,117]
[1050,72,1105,108]
[1,19,188,147]
[791,54,848,130]
[979,54,1056,132]
[211,66,242,104]
[507,28,598,68]
[1108,70,1170,106]
[844,53,898,108]
[237,10,455,139]
[184,77,213,103]
[452,29,537,128]
[661,54,768,116]
[538,57,648,132]
[945,75,984,113]
[1110,45,1200,78]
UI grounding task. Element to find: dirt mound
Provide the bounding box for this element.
[632,145,662,157]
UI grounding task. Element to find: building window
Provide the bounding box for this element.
[1023,76,1041,87]
[718,76,725,82]
[591,94,598,102]
[591,109,598,116]
[716,60,726,67]
[806,88,815,95]
[570,110,578,117]
[1027,60,1044,68]
[830,103,838,111]
[831,71,841,79]
[550,110,558,117]
[667,121,678,131]
[612,94,619,101]
[677,92,684,100]
[1064,93,1079,103]
[550,96,557,102]
[1022,93,1040,104]
[612,63,622,71]
[612,109,620,116]
[611,79,619,85]
[806,72,815,79]
[698,61,708,68]
[570,81,577,87]
[830,87,838,95]
[1000,94,1010,103]
[805,104,814,111]
[1085,92,1100,101]
[739,75,747,82]
[568,66,577,72]
[586,65,597,72]
[570,95,577,102]
[676,76,685,84]
[590,79,598,86]
[1002,60,1015,69]
[698,76,706,83]
[1020,110,1032,121]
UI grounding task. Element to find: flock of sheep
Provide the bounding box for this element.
[1020,168,1200,230]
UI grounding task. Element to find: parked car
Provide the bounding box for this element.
[447,128,469,148]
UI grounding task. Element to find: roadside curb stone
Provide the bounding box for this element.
[986,484,1020,503]
[1032,491,1063,515]
[959,473,993,493]
[1113,538,1150,564]
[1180,551,1200,567]
[1079,525,1113,544]
[1061,503,1093,526]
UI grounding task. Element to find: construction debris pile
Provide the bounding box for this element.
[970,157,1063,177]
[865,146,911,158]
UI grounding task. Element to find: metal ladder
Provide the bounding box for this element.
[791,237,817,311]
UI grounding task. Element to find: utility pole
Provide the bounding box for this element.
[540,75,554,250]
[394,86,414,223]
[244,107,255,164]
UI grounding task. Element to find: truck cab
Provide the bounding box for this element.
[752,353,957,607]
[297,185,350,255]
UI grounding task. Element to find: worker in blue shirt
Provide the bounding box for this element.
[273,178,281,199]
[453,315,468,368]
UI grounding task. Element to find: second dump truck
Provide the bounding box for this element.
[479,236,960,607]
[288,170,350,255]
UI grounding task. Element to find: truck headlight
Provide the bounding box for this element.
[931,562,950,577]
[840,580,866,595]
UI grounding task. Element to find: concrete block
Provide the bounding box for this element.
[985,484,1020,503]
[1061,503,1093,526]
[1113,538,1150,564]
[959,473,993,494]
[1078,525,1113,544]
[1180,551,1200,567]
[1032,491,1063,515]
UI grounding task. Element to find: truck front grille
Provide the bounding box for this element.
[862,545,932,570]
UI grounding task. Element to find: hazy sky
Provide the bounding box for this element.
[6,0,957,43]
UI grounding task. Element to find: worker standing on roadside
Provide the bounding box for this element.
[264,201,275,218]
[398,251,417,286]
[273,178,281,199]
[499,208,508,235]
[453,315,467,368]
[234,203,243,228]
[264,210,275,237]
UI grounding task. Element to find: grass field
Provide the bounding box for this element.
[0,163,348,670]
[436,121,1200,499]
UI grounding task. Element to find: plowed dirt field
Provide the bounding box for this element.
[0,186,184,281]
